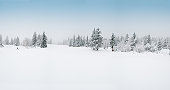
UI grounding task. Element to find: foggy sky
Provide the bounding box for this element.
[0,0,170,43]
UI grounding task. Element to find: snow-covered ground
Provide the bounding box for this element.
[0,45,170,90]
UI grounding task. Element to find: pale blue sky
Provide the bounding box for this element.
[0,0,170,42]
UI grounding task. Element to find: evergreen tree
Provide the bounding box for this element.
[41,32,47,48]
[0,34,2,45]
[90,28,103,51]
[110,33,116,51]
[130,32,137,51]
[75,35,81,47]
[90,28,96,49]
[32,32,37,47]
[37,34,42,47]
[147,35,151,45]
[168,40,170,50]
[144,35,151,45]
[81,36,85,46]
[157,39,162,51]
[0,34,3,47]
[124,34,129,44]
[72,35,76,47]
[85,36,89,47]
[163,38,168,49]
[144,35,152,51]
[69,38,73,47]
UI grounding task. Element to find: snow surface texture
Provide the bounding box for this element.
[0,45,170,90]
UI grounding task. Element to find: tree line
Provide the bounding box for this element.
[67,28,170,53]
[0,32,48,48]
[1,29,170,53]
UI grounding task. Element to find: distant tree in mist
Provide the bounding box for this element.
[10,38,14,45]
[103,38,109,49]
[69,35,88,47]
[32,32,37,47]
[48,39,52,44]
[14,37,20,46]
[5,36,9,45]
[23,38,32,46]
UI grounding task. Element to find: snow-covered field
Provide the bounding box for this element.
[0,45,170,90]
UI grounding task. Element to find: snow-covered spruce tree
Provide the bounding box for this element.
[168,40,170,50]
[124,34,129,44]
[80,36,84,46]
[41,32,47,48]
[90,28,96,49]
[118,34,131,52]
[37,34,42,47]
[0,34,3,47]
[5,36,9,45]
[130,32,137,51]
[75,35,81,47]
[157,39,162,51]
[72,35,76,47]
[32,32,37,47]
[162,38,168,49]
[0,34,2,45]
[90,28,103,51]
[82,36,86,46]
[144,35,151,45]
[144,35,152,51]
[110,33,116,51]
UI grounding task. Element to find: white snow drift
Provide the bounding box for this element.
[0,45,170,90]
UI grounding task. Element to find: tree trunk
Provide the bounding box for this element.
[112,48,114,52]
[111,46,114,51]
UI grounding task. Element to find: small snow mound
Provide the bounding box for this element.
[159,49,170,55]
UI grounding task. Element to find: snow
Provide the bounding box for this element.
[0,45,170,90]
[160,49,170,55]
